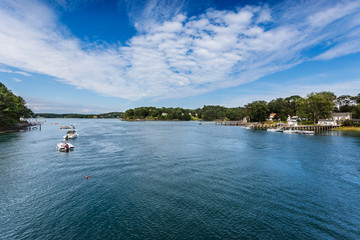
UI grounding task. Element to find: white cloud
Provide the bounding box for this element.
[0,68,31,76]
[0,0,360,101]
[12,77,22,82]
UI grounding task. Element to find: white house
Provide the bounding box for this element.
[287,115,298,126]
[268,113,278,122]
[331,112,352,123]
[317,119,337,126]
[317,112,352,125]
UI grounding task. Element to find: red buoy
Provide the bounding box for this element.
[86,175,88,179]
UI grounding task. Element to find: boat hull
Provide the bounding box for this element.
[56,143,74,152]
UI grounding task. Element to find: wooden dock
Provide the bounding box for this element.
[216,121,339,133]
[215,121,245,126]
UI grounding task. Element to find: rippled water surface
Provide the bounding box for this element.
[1,119,360,239]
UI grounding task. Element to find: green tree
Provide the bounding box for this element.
[124,109,134,119]
[225,107,245,121]
[245,101,269,122]
[352,104,360,119]
[268,98,289,121]
[296,92,334,124]
[284,95,302,116]
[0,82,33,127]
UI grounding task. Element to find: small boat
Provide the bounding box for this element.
[60,125,75,129]
[63,130,79,139]
[283,129,298,134]
[267,128,283,132]
[56,142,74,152]
[299,130,315,135]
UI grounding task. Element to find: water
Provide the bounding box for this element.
[1,119,360,239]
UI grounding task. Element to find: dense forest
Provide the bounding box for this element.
[0,82,33,127]
[123,92,360,123]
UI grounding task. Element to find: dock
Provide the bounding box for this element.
[216,121,339,133]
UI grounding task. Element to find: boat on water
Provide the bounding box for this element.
[267,127,283,132]
[283,129,298,134]
[56,142,74,152]
[299,130,315,135]
[63,130,79,139]
[60,125,75,129]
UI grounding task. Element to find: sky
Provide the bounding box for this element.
[0,0,360,113]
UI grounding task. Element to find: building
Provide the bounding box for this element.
[287,115,298,126]
[331,112,352,123]
[268,113,278,122]
[317,112,352,126]
[317,119,337,126]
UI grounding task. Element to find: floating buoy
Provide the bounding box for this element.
[86,175,88,179]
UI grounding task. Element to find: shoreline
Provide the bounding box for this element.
[0,122,35,134]
[333,126,360,132]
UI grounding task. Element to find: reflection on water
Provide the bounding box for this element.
[1,119,360,239]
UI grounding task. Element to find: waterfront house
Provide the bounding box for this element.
[287,115,298,126]
[318,119,337,126]
[331,112,352,123]
[268,113,278,122]
[317,112,352,126]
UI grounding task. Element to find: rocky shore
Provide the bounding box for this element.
[0,121,35,134]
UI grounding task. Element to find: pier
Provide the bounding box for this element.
[216,121,339,133]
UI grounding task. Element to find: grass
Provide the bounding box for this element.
[333,126,360,131]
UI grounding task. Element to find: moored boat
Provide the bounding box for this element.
[267,127,283,132]
[64,130,78,139]
[56,142,74,152]
[283,129,298,134]
[60,125,75,129]
[299,130,315,135]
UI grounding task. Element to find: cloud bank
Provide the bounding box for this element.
[0,0,360,100]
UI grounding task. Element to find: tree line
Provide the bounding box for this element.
[0,82,33,127]
[2,80,360,125]
[123,92,360,123]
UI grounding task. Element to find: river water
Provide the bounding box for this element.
[1,119,360,239]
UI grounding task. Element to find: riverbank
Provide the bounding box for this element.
[333,126,360,132]
[0,121,34,134]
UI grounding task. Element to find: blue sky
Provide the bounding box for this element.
[0,0,360,113]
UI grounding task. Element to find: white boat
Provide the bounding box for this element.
[60,125,75,129]
[299,130,315,135]
[56,142,74,152]
[267,128,283,132]
[63,130,78,139]
[283,129,298,134]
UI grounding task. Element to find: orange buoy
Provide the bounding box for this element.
[86,175,88,179]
